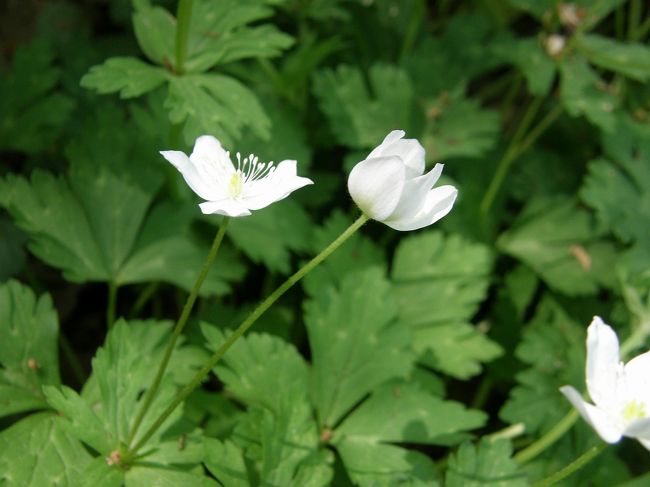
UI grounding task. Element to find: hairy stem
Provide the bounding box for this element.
[532,443,606,487]
[128,214,369,456]
[127,218,230,447]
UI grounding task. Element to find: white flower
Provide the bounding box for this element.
[161,135,313,217]
[347,130,457,231]
[560,316,650,450]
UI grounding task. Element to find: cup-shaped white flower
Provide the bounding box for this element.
[161,135,313,217]
[560,316,650,450]
[347,130,458,231]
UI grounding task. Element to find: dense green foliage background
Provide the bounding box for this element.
[1,0,650,485]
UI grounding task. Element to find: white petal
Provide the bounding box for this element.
[190,135,226,162]
[384,185,457,231]
[160,150,218,201]
[199,199,251,217]
[623,350,650,403]
[560,386,623,443]
[586,317,623,408]
[241,160,313,210]
[387,164,444,223]
[347,156,406,221]
[368,130,425,177]
[367,130,405,158]
[623,417,650,439]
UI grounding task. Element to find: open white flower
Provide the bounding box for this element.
[560,316,650,450]
[161,135,313,217]
[347,130,457,231]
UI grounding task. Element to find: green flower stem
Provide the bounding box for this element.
[628,0,642,41]
[59,333,86,387]
[107,281,118,329]
[532,443,607,487]
[514,409,580,464]
[480,96,543,216]
[126,218,230,447]
[128,213,369,456]
[174,0,193,74]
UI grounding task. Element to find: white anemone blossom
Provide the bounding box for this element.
[560,316,650,450]
[161,135,313,217]
[347,130,457,231]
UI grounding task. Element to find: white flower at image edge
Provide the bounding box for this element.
[347,130,458,231]
[560,317,650,450]
[161,135,313,217]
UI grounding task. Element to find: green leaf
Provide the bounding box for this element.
[203,327,310,413]
[0,280,60,418]
[117,203,245,296]
[81,57,168,98]
[422,87,500,160]
[0,39,75,153]
[312,63,414,149]
[303,210,385,297]
[581,118,650,244]
[126,466,219,487]
[560,56,619,132]
[576,34,650,81]
[499,297,584,434]
[304,267,414,428]
[165,73,270,147]
[336,384,486,446]
[445,438,528,487]
[45,320,206,455]
[498,196,617,296]
[335,440,440,487]
[227,199,313,274]
[184,0,293,72]
[0,413,92,486]
[392,231,501,379]
[132,0,175,66]
[204,439,250,487]
[492,35,556,96]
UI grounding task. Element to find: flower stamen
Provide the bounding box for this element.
[623,400,647,423]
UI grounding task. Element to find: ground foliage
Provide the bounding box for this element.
[1,0,650,485]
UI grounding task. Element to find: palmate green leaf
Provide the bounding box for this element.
[80,57,168,98]
[312,63,414,149]
[497,196,617,296]
[576,34,650,82]
[335,441,439,487]
[0,280,60,418]
[227,199,313,274]
[422,87,500,160]
[305,268,414,428]
[0,413,92,486]
[581,118,650,244]
[132,0,175,66]
[499,297,584,434]
[392,231,502,379]
[303,210,385,297]
[0,39,75,153]
[559,56,619,132]
[204,439,249,487]
[166,73,270,146]
[203,328,333,486]
[184,0,292,72]
[0,111,244,294]
[445,438,528,487]
[44,320,206,456]
[335,384,486,446]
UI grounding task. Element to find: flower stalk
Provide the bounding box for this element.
[174,0,193,74]
[127,213,369,456]
[532,443,607,487]
[127,217,230,447]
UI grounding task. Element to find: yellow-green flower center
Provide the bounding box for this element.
[623,400,647,423]
[228,172,244,198]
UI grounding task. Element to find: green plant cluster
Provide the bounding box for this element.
[1,0,650,485]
